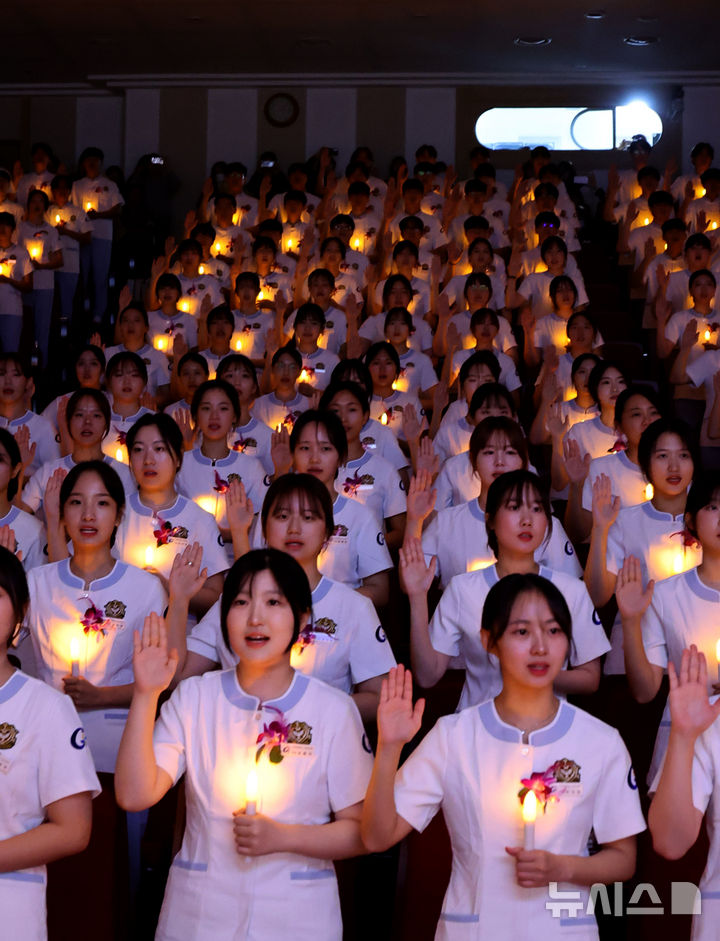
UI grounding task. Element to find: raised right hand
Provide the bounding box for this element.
[377,665,425,747]
[668,646,720,741]
[132,612,179,696]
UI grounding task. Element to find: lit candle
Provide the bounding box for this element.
[232,210,240,225]
[144,545,154,568]
[644,483,654,501]
[154,335,169,352]
[391,379,399,391]
[299,368,310,383]
[380,412,388,425]
[0,261,8,278]
[234,338,243,352]
[115,446,124,462]
[70,637,80,677]
[716,639,720,683]
[522,789,537,851]
[712,222,718,231]
[257,288,266,301]
[245,766,259,816]
[85,200,94,212]
[643,217,650,226]
[55,213,61,224]
[197,496,217,515]
[672,551,684,575]
[212,241,222,255]
[700,187,707,198]
[352,237,362,251]
[179,299,190,313]
[705,329,712,343]
[198,264,206,276]
[285,237,295,253]
[29,244,41,260]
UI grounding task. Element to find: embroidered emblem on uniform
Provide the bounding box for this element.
[0,723,18,749]
[313,617,337,636]
[104,600,127,620]
[232,435,257,453]
[287,721,313,745]
[343,472,374,496]
[332,523,348,537]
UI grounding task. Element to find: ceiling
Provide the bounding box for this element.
[9,0,719,85]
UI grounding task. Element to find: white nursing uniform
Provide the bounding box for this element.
[359,418,409,470]
[435,452,482,509]
[189,576,396,692]
[22,453,135,517]
[228,417,274,475]
[176,447,268,534]
[581,452,651,512]
[100,406,154,465]
[252,392,310,431]
[430,564,610,711]
[152,670,372,941]
[0,410,59,477]
[0,671,100,941]
[24,559,166,772]
[318,496,392,588]
[0,505,45,571]
[104,343,170,396]
[395,700,645,940]
[423,501,582,588]
[335,451,406,525]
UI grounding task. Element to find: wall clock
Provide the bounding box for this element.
[264,93,300,128]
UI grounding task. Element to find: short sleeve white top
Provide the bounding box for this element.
[69,176,124,240]
[334,450,406,524]
[0,410,60,476]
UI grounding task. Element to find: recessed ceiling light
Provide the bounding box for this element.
[584,10,606,20]
[514,37,552,46]
[623,35,659,46]
[636,15,659,22]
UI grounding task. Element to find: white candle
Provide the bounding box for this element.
[644,483,654,501]
[115,446,124,462]
[234,337,243,352]
[212,241,222,255]
[245,766,259,816]
[70,637,80,677]
[154,335,169,352]
[179,299,190,313]
[144,545,154,568]
[85,200,94,212]
[522,789,537,851]
[716,640,720,683]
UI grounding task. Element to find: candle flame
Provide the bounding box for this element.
[380,412,388,425]
[70,637,80,660]
[212,241,221,254]
[234,338,243,351]
[154,335,169,352]
[705,329,712,342]
[198,264,205,275]
[115,447,124,462]
[232,211,239,225]
[257,289,265,301]
[285,238,295,253]
[55,213,61,224]
[672,551,684,575]
[179,300,190,312]
[299,368,310,383]
[716,638,720,665]
[353,238,361,250]
[712,222,718,231]
[644,483,654,501]
[144,545,154,567]
[643,217,650,226]
[85,201,93,212]
[29,244,41,259]
[700,187,707,198]
[522,789,538,824]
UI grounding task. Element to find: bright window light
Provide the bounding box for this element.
[475,103,662,151]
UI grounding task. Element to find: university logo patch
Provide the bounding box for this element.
[0,723,18,749]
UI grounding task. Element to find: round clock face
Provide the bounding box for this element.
[264,93,300,128]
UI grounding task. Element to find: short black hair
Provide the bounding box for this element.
[685,471,720,541]
[319,380,370,416]
[587,361,627,405]
[614,384,662,427]
[459,350,501,385]
[482,573,572,653]
[220,549,312,654]
[637,417,697,483]
[468,382,515,417]
[364,342,400,375]
[59,460,126,526]
[484,470,552,558]
[66,388,111,437]
[190,378,241,422]
[289,409,348,465]
[126,413,184,471]
[261,473,334,543]
[106,350,148,385]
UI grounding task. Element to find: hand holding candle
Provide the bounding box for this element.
[245,766,259,816]
[70,637,80,677]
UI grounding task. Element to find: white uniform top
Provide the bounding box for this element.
[370,391,425,442]
[45,203,92,275]
[285,306,347,355]
[209,223,244,257]
[0,504,45,571]
[228,416,274,475]
[15,221,61,292]
[650,702,720,941]
[643,253,686,304]
[23,453,135,518]
[393,349,437,396]
[340,250,370,286]
[423,501,582,588]
[442,270,507,312]
[0,244,32,318]
[334,450,406,524]
[450,347,521,392]
[69,177,124,241]
[389,209,443,249]
[558,399,599,430]
[519,248,581,280]
[534,312,604,354]
[104,343,170,396]
[299,348,341,392]
[603,502,702,675]
[628,222,666,269]
[15,171,54,208]
[565,415,616,462]
[231,309,275,362]
[359,418,409,470]
[177,274,223,320]
[25,559,166,772]
[664,270,720,317]
[257,270,294,305]
[435,452,482,509]
[394,700,645,941]
[0,671,100,940]
[359,312,433,352]
[687,349,720,446]
[176,447,268,533]
[581,451,651,512]
[0,197,24,226]
[189,576,396,692]
[670,173,703,202]
[208,194,258,230]
[429,564,609,711]
[374,276,430,319]
[114,492,228,578]
[0,410,59,476]
[665,307,720,365]
[517,270,589,320]
[100,406,154,465]
[433,413,474,464]
[687,196,720,234]
[251,391,310,431]
[152,670,372,941]
[147,309,198,355]
[314,495,392,588]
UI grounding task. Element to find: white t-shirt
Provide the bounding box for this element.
[176,447,268,533]
[45,203,92,275]
[581,451,651,512]
[317,495,392,588]
[0,671,100,939]
[447,310,516,355]
[335,450,406,524]
[359,418,409,470]
[429,564,609,711]
[70,176,124,241]
[518,270,589,319]
[177,274,223,319]
[435,451,482,509]
[152,670,372,941]
[15,171,54,208]
[25,559,166,772]
[665,308,720,365]
[627,222,666,269]
[394,700,644,939]
[114,492,228,579]
[374,276,430,319]
[15,220,61,291]
[450,347,520,392]
[369,390,425,442]
[299,348,341,392]
[433,412,474,465]
[228,416,274,475]
[565,415,616,462]
[285,306,347,356]
[232,309,275,363]
[23,453,135,517]
[189,576,396,692]
[534,312,603,354]
[687,349,720,446]
[0,244,32,317]
[251,392,310,431]
[423,501,582,588]
[359,312,433,352]
[395,349,438,396]
[441,269,507,312]
[0,410,59,476]
[0,504,45,571]
[207,193,258,230]
[519,248,581,280]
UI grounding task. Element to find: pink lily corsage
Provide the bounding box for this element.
[114,425,127,445]
[607,436,627,454]
[80,601,108,637]
[294,626,315,655]
[343,470,364,496]
[152,514,183,547]
[213,469,229,493]
[255,708,290,764]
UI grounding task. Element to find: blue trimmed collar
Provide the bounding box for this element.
[477,699,575,745]
[56,558,127,591]
[641,502,685,523]
[221,669,310,712]
[312,576,333,603]
[467,500,486,522]
[190,449,236,468]
[687,567,720,603]
[129,492,186,518]
[343,451,373,472]
[0,670,27,704]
